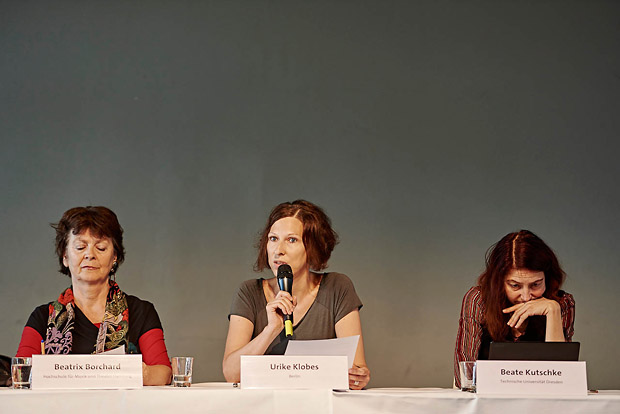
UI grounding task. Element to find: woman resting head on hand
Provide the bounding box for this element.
[454,229,575,387]
[16,206,172,386]
[223,200,370,389]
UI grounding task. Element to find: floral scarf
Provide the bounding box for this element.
[44,280,129,354]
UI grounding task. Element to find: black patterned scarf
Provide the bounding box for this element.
[44,280,129,354]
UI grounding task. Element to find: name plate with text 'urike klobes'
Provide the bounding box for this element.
[31,354,143,389]
[240,355,348,390]
[476,360,587,396]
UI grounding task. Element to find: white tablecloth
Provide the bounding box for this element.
[333,388,620,414]
[2,384,619,414]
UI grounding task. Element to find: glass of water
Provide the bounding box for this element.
[11,357,32,389]
[171,357,193,387]
[459,361,476,392]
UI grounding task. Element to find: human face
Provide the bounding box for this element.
[63,229,117,285]
[504,268,546,305]
[267,217,309,278]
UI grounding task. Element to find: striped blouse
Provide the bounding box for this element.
[453,286,575,387]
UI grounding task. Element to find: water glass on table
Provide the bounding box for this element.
[11,357,32,389]
[171,357,194,387]
[459,361,476,392]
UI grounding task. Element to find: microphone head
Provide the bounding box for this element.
[276,264,293,279]
[277,264,293,293]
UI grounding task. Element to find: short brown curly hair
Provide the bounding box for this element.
[254,200,339,272]
[52,206,125,276]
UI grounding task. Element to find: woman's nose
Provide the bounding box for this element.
[84,246,94,259]
[520,288,532,302]
[275,240,286,255]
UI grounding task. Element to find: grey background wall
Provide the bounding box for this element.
[2,1,619,389]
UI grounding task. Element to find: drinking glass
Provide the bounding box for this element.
[459,361,476,392]
[11,357,32,389]
[171,357,193,387]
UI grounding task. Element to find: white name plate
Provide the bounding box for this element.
[476,360,587,396]
[32,354,143,389]
[240,355,348,390]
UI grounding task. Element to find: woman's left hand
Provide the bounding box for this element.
[142,362,172,386]
[503,297,561,329]
[348,364,370,390]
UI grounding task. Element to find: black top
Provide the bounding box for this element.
[25,295,163,354]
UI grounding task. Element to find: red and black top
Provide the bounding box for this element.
[16,295,171,368]
[454,286,575,387]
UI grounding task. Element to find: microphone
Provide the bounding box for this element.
[277,264,294,337]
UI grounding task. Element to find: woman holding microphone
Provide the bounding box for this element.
[223,200,370,389]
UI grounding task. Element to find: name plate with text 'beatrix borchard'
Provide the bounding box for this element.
[31,354,143,389]
[240,355,349,390]
[476,360,587,396]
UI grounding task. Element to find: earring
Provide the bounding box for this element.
[110,261,118,282]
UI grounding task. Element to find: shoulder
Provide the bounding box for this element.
[320,272,355,289]
[229,278,266,321]
[31,303,51,317]
[556,290,575,308]
[460,286,485,319]
[462,286,483,306]
[26,303,52,328]
[125,294,163,332]
[236,278,265,296]
[23,302,52,335]
[241,278,264,289]
[231,278,266,307]
[319,273,362,320]
[126,294,156,310]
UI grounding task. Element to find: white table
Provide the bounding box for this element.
[333,388,620,414]
[2,384,619,414]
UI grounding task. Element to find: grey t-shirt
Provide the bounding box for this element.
[229,272,363,355]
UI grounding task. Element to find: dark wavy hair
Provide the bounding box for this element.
[52,206,125,276]
[478,230,565,341]
[254,200,339,272]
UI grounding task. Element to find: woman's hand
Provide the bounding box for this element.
[349,364,370,390]
[265,290,297,331]
[223,290,297,383]
[142,362,172,386]
[503,297,561,329]
[335,310,370,390]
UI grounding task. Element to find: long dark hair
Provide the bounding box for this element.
[478,230,565,340]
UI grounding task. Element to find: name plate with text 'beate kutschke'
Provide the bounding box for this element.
[476,360,587,396]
